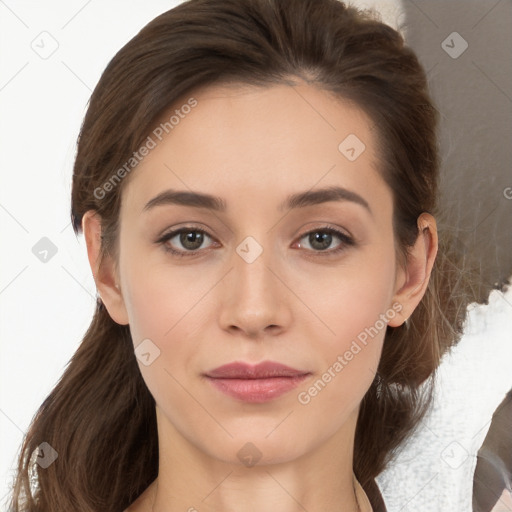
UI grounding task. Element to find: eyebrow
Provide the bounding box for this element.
[142,185,372,216]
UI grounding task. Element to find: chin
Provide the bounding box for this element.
[199,429,313,468]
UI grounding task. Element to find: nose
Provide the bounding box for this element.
[218,240,292,339]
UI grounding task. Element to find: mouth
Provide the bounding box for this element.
[204,361,311,403]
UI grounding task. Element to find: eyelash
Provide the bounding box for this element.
[155,225,355,259]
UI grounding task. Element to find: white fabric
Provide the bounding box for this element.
[376,278,512,512]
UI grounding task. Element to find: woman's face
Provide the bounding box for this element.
[103,82,410,466]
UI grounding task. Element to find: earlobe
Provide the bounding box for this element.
[388,213,438,328]
[81,210,129,326]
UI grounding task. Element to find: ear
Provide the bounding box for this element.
[388,212,438,327]
[82,210,129,326]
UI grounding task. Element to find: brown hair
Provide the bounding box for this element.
[9,0,473,510]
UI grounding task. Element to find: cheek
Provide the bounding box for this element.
[295,288,390,431]
[295,245,396,407]
[121,247,210,344]
[120,264,207,434]
[119,251,213,396]
[303,242,397,348]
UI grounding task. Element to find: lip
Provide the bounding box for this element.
[204,361,311,403]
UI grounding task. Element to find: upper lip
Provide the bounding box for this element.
[205,361,310,379]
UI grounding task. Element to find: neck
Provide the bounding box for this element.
[146,406,361,512]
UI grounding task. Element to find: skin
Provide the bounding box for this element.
[82,81,438,512]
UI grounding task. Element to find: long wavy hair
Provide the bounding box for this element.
[9,0,474,510]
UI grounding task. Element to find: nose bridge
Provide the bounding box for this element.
[233,234,278,308]
[218,233,290,335]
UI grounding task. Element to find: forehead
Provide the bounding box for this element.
[120,81,387,213]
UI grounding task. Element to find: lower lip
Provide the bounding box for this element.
[206,375,310,403]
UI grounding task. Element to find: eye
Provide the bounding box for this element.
[295,226,355,255]
[156,227,216,257]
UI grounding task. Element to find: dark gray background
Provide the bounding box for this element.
[400,0,512,303]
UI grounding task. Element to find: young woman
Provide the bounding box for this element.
[9,0,471,510]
